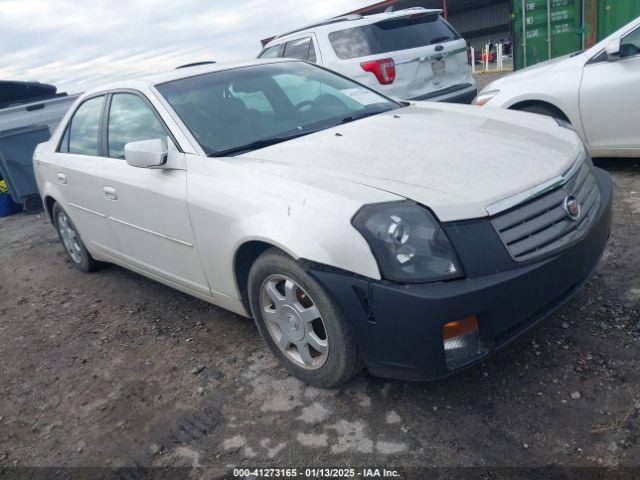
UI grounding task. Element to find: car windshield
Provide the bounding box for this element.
[155,62,400,156]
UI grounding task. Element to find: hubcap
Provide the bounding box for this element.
[56,211,82,264]
[260,275,329,370]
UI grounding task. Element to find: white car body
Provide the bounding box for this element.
[33,59,611,384]
[476,16,640,157]
[35,59,584,315]
[259,8,477,103]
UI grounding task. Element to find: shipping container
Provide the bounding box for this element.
[513,0,640,70]
[585,0,640,46]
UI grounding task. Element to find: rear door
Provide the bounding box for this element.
[327,12,471,99]
[48,95,116,253]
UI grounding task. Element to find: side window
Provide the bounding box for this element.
[107,93,168,159]
[621,28,640,58]
[60,96,105,155]
[283,38,314,61]
[259,45,281,59]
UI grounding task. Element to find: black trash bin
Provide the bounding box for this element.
[0,124,50,213]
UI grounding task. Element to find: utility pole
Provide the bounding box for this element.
[443,0,448,19]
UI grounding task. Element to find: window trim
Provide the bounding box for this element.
[104,89,182,160]
[56,93,107,156]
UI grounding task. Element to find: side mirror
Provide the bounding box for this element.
[124,139,167,168]
[605,38,621,60]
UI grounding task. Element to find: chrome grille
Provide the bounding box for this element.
[491,162,601,262]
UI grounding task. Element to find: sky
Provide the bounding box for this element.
[0,0,374,93]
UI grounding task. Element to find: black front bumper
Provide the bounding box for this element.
[309,168,613,381]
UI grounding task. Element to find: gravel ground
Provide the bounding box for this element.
[0,159,639,476]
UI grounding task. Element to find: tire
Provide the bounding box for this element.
[52,202,99,273]
[247,248,361,388]
[24,195,43,214]
[517,103,569,123]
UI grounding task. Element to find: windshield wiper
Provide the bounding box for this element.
[341,111,383,124]
[208,130,316,157]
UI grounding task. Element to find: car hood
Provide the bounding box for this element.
[237,103,584,221]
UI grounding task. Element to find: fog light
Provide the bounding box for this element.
[443,316,487,370]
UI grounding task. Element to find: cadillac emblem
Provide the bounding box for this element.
[563,195,581,221]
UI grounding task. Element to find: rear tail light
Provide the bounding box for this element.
[360,58,396,85]
[442,316,487,370]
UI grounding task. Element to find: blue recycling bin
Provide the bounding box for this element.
[0,124,50,213]
[0,192,22,217]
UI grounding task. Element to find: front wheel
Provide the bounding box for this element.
[247,249,361,388]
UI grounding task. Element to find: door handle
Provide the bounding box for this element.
[102,185,117,200]
[56,173,67,184]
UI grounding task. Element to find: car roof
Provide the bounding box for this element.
[264,7,444,47]
[81,58,295,96]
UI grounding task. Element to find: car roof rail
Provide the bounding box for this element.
[176,61,216,69]
[273,14,363,41]
[379,7,442,18]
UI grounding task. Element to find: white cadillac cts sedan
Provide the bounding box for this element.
[34,60,612,387]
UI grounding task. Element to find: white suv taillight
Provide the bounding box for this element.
[360,58,396,85]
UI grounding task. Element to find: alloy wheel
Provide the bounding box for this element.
[259,274,329,370]
[56,211,83,264]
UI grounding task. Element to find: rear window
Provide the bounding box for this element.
[329,14,460,60]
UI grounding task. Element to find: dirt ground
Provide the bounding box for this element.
[1,158,639,477]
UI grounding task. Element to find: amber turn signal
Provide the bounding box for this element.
[442,316,479,340]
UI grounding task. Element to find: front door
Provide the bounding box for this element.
[97,92,210,296]
[580,26,640,152]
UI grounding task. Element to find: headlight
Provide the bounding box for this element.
[352,201,463,283]
[473,89,499,106]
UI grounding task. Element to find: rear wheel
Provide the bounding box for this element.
[52,203,99,272]
[248,249,361,388]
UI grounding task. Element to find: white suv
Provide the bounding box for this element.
[258,7,477,103]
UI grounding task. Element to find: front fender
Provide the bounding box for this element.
[185,156,382,301]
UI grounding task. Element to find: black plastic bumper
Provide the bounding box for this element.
[309,168,613,381]
[410,84,478,104]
